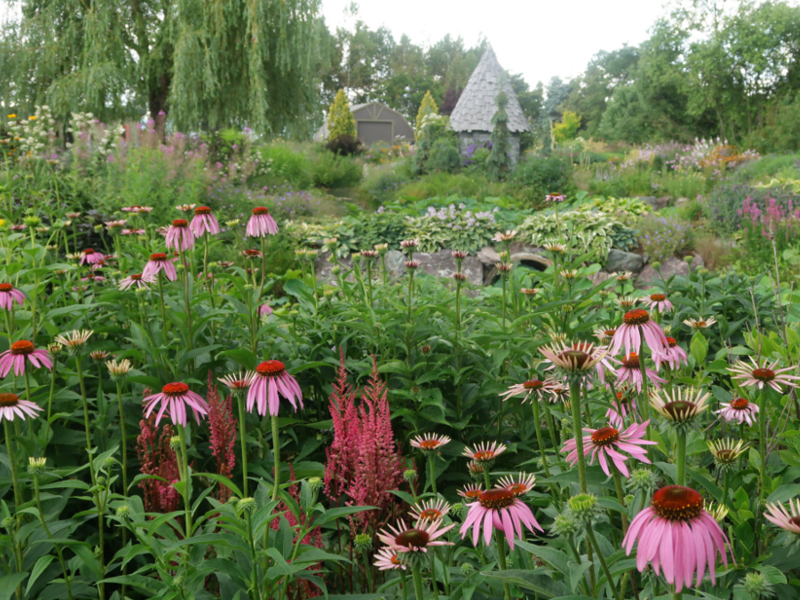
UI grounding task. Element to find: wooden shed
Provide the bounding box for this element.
[314,101,415,146]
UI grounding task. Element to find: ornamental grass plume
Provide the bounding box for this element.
[324,351,406,533]
[0,283,25,310]
[623,485,730,593]
[0,340,52,376]
[136,413,180,513]
[206,372,237,502]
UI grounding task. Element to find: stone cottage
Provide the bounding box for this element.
[449,46,529,164]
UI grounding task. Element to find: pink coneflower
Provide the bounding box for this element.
[143,382,209,427]
[10,224,26,231]
[539,341,608,375]
[410,433,451,451]
[142,253,177,282]
[378,518,454,554]
[562,420,655,477]
[176,204,196,213]
[121,205,153,213]
[218,371,255,397]
[652,337,689,370]
[410,498,451,522]
[728,357,800,393]
[246,207,278,237]
[623,486,729,593]
[765,498,800,535]
[0,341,53,377]
[499,378,558,404]
[594,327,617,343]
[374,547,406,571]
[0,393,42,422]
[715,397,759,426]
[496,473,537,496]
[80,248,105,265]
[463,441,506,463]
[609,309,668,357]
[166,219,195,251]
[614,352,666,391]
[65,212,81,219]
[650,388,710,423]
[0,283,25,310]
[242,249,262,259]
[404,260,421,270]
[121,228,146,235]
[190,206,220,236]
[545,192,566,202]
[105,220,127,232]
[458,484,484,501]
[259,304,272,317]
[119,273,152,291]
[684,317,717,330]
[641,293,673,313]
[460,488,543,549]
[247,360,303,416]
[606,389,637,428]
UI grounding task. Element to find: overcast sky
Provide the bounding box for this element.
[321,0,671,86]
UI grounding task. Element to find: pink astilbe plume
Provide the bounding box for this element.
[325,350,406,533]
[206,371,237,502]
[136,411,180,513]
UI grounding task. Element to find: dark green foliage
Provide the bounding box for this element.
[310,151,363,189]
[354,210,408,249]
[510,155,573,205]
[411,116,459,176]
[325,134,364,157]
[427,138,462,174]
[487,89,512,181]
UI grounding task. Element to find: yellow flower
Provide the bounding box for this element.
[0,219,7,228]
[7,114,16,119]
[28,116,37,120]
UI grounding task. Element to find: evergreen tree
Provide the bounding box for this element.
[415,90,439,139]
[328,89,357,141]
[0,0,324,134]
[487,89,512,181]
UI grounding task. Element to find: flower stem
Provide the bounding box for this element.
[23,369,33,438]
[759,388,769,498]
[411,565,425,600]
[271,414,281,501]
[494,530,512,600]
[569,380,588,493]
[676,431,686,486]
[177,425,193,540]
[585,522,623,600]
[44,361,56,446]
[237,396,249,496]
[399,568,409,600]
[156,271,169,340]
[5,419,22,600]
[33,472,74,600]
[115,381,128,495]
[75,357,96,485]
[531,400,551,479]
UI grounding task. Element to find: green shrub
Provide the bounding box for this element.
[588,168,655,197]
[362,170,409,208]
[395,172,510,202]
[353,210,407,250]
[256,143,312,188]
[517,210,629,257]
[637,214,694,262]
[310,151,363,189]
[731,153,799,183]
[511,155,573,205]
[656,173,707,200]
[427,138,462,174]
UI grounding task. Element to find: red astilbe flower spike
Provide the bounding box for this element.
[325,350,406,534]
[136,411,180,513]
[206,371,237,501]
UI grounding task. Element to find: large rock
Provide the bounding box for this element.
[509,252,551,270]
[636,254,703,286]
[314,252,354,284]
[416,251,483,285]
[477,246,501,266]
[604,249,645,274]
[384,250,407,280]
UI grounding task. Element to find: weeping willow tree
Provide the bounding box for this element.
[0,0,325,134]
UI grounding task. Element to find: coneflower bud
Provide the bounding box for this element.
[450,502,465,517]
[550,512,580,537]
[460,563,475,576]
[453,272,467,282]
[170,435,181,451]
[627,468,659,494]
[47,343,62,357]
[567,493,601,523]
[237,497,257,514]
[420,344,431,355]
[27,457,47,476]
[225,219,240,227]
[1,517,14,530]
[624,494,634,506]
[307,476,323,492]
[116,504,130,518]
[403,469,417,483]
[354,533,372,553]
[23,216,41,227]
[496,262,512,273]
[743,572,773,598]
[93,224,103,232]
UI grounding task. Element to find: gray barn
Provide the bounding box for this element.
[314,101,415,147]
[449,46,529,164]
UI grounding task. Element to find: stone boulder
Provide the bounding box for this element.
[477,246,501,266]
[636,253,704,286]
[415,251,483,285]
[604,249,645,274]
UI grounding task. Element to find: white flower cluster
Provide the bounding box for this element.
[6,105,57,161]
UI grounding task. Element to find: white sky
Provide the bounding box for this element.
[321,0,671,86]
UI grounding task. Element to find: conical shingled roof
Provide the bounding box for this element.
[450,46,529,133]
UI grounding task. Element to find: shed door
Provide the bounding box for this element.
[357,121,393,147]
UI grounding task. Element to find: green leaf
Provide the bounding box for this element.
[690,331,708,365]
[100,575,163,592]
[0,573,28,600]
[484,570,569,597]
[26,556,54,594]
[759,565,787,585]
